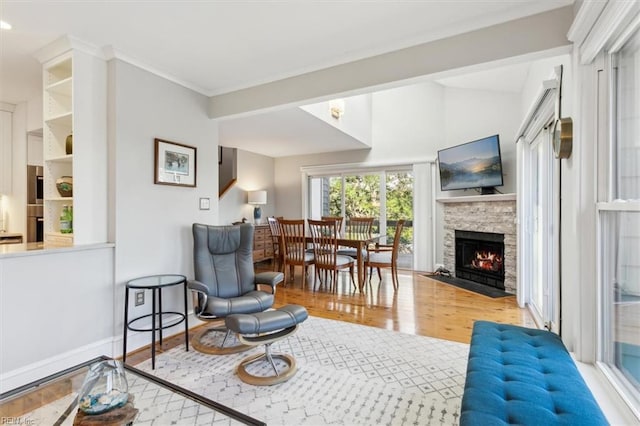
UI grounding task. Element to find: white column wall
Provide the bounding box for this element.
[0,245,115,392]
[109,59,219,354]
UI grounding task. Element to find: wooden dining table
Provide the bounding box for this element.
[305,232,381,292]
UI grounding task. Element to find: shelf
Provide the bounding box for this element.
[44,231,74,247]
[45,197,74,202]
[45,77,72,95]
[44,112,72,127]
[46,232,74,237]
[45,58,72,85]
[45,154,73,163]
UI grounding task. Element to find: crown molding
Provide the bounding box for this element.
[102,46,210,96]
[32,36,210,96]
[33,34,103,64]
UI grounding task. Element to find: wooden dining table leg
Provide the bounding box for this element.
[356,241,365,292]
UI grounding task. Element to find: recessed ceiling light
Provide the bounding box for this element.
[0,21,12,30]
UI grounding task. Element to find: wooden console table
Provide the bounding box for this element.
[253,224,274,263]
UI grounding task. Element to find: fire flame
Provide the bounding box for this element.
[471,250,503,272]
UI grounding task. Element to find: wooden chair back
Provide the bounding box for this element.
[278,219,308,264]
[390,220,406,263]
[321,216,344,235]
[366,219,405,290]
[267,216,283,271]
[308,219,339,270]
[267,216,281,238]
[346,217,374,236]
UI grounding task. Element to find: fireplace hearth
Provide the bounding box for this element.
[455,230,505,290]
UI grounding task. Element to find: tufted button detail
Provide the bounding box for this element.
[460,321,608,426]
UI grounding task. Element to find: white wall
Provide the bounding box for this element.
[441,87,520,196]
[109,59,218,352]
[371,82,445,164]
[26,93,43,133]
[218,149,275,226]
[300,94,373,146]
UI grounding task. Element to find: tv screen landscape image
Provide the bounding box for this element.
[438,134,504,192]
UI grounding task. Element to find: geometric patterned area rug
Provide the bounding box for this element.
[137,316,470,425]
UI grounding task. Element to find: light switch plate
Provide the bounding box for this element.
[199,197,210,210]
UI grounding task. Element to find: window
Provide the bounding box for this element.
[598,25,640,413]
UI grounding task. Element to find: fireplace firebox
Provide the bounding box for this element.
[455,230,505,290]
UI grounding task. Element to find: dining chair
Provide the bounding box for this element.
[346,216,375,235]
[321,216,344,235]
[308,219,356,292]
[365,219,405,290]
[338,216,375,258]
[267,216,284,272]
[278,219,315,289]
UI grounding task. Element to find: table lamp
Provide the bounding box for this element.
[248,190,267,224]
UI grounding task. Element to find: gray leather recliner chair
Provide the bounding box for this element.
[188,223,284,354]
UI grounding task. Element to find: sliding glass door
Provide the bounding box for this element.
[385,171,414,268]
[308,169,414,269]
[343,174,381,232]
[521,124,558,330]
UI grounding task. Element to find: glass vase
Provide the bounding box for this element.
[77,360,129,415]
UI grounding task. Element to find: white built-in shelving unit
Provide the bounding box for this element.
[39,39,107,246]
[43,55,74,245]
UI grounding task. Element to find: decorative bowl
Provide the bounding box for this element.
[56,176,73,197]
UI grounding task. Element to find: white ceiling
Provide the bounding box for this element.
[0,0,571,156]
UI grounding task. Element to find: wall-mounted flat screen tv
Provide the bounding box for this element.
[437,134,504,193]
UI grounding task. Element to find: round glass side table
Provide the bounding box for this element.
[122,274,189,369]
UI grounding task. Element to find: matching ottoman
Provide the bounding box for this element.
[225,304,308,386]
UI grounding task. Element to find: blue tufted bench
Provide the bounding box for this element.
[460,321,608,425]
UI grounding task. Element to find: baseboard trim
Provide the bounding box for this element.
[0,337,114,394]
[1,313,203,394]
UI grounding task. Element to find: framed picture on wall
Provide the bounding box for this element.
[154,138,197,187]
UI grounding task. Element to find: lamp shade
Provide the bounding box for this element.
[248,190,267,205]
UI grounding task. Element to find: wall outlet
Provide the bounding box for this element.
[135,291,145,306]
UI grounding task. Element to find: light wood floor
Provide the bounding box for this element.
[125,265,533,365]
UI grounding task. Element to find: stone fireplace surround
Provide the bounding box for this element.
[438,194,517,294]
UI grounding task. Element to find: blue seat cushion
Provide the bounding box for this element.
[460,321,608,426]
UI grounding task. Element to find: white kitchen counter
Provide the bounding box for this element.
[0,241,114,258]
